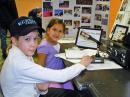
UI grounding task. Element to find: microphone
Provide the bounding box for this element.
[80,31,101,45]
[80,31,104,63]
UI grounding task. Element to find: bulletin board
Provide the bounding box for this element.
[42,0,110,39]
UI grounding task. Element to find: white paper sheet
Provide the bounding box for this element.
[58,38,75,43]
[65,49,97,59]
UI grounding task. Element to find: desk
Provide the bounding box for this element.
[64,59,130,97]
[74,69,130,97]
[59,42,130,97]
[58,53,129,97]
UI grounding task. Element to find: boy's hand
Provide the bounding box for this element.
[80,56,93,67]
[36,83,49,91]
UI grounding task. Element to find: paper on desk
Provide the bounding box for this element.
[55,53,122,70]
[58,38,75,43]
[65,49,97,59]
[55,53,81,63]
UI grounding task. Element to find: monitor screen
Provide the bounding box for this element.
[111,24,129,42]
[75,27,102,49]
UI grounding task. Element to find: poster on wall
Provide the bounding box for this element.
[42,0,110,39]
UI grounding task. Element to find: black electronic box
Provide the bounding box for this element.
[107,41,130,69]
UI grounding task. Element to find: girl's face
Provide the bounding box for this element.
[47,24,64,43]
[12,31,39,57]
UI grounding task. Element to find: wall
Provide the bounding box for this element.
[16,0,122,33]
[16,0,42,16]
[109,0,122,33]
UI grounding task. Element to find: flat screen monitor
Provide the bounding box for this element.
[75,27,102,49]
[111,24,129,42]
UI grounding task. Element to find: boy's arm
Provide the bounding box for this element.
[14,56,91,83]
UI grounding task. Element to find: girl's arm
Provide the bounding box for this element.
[36,53,49,93]
[37,53,47,67]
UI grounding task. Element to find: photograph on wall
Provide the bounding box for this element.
[64,20,72,26]
[121,12,130,25]
[102,4,109,11]
[101,14,108,25]
[59,0,69,8]
[65,28,69,35]
[43,2,53,17]
[105,14,108,18]
[82,7,91,14]
[125,0,130,11]
[74,6,81,17]
[101,18,108,25]
[115,14,124,23]
[128,17,130,25]
[64,9,72,16]
[54,9,63,16]
[76,0,93,5]
[95,14,102,21]
[94,25,102,29]
[73,20,80,29]
[95,4,102,11]
[81,16,91,23]
[120,0,128,11]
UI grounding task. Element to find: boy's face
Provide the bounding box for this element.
[12,31,39,57]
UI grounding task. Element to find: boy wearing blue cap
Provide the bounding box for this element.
[0,16,92,97]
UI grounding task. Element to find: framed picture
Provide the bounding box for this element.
[111,24,129,42]
[75,27,102,49]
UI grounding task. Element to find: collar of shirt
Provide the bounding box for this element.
[10,45,33,61]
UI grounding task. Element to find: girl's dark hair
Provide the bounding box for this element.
[46,18,66,33]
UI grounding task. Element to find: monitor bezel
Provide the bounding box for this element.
[75,27,102,49]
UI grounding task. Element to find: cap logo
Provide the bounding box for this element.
[17,19,36,26]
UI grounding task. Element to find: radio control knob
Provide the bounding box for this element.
[110,47,112,51]
[121,54,125,58]
[114,50,118,56]
[122,59,125,64]
[121,58,125,64]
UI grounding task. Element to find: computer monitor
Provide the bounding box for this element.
[111,24,129,42]
[75,27,102,49]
